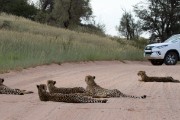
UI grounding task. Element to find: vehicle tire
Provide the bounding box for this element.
[164,52,178,65]
[150,59,164,65]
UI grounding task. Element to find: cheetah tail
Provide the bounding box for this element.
[102,99,108,103]
[123,94,146,99]
[23,91,34,94]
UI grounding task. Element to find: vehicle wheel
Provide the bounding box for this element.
[150,59,164,65]
[164,52,178,65]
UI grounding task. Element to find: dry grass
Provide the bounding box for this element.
[0,13,145,73]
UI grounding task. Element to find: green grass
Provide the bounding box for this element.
[0,13,147,73]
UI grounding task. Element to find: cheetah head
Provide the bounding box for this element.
[0,78,4,85]
[85,75,96,86]
[137,71,147,81]
[137,71,146,77]
[37,84,47,91]
[47,80,56,86]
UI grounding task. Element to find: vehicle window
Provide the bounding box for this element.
[164,35,180,43]
[171,39,178,43]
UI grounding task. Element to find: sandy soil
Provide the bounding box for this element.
[0,61,180,120]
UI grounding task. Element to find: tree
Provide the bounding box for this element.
[134,0,180,42]
[117,11,142,40]
[36,0,105,35]
[0,0,38,20]
[39,0,92,28]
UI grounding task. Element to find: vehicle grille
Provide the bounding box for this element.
[145,46,154,50]
[145,52,152,55]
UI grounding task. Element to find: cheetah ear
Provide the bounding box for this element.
[37,85,39,88]
[54,81,56,85]
[93,76,95,79]
[2,78,4,83]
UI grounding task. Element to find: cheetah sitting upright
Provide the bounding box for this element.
[137,71,180,82]
[47,80,86,94]
[0,78,33,95]
[85,75,146,99]
[37,84,107,103]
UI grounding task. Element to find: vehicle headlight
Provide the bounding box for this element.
[155,45,168,49]
[145,46,154,50]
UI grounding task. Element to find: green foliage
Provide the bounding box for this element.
[0,0,38,20]
[0,14,144,73]
[134,0,180,42]
[35,11,49,23]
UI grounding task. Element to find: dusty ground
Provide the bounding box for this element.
[0,61,180,120]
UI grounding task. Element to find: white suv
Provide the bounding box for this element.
[144,34,180,65]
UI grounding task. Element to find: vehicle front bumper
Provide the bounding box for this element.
[144,50,164,59]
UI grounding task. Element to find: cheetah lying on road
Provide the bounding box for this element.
[47,80,86,94]
[137,71,180,82]
[85,75,146,99]
[0,78,33,95]
[37,84,107,103]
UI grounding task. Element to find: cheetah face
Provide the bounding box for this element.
[47,80,56,86]
[0,78,4,85]
[37,84,47,91]
[85,75,96,85]
[137,71,146,77]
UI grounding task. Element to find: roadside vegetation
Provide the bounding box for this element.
[0,13,147,73]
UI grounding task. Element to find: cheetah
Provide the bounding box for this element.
[85,75,146,99]
[47,80,86,94]
[0,78,33,95]
[37,84,107,103]
[137,71,180,82]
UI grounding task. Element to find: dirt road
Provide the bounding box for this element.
[0,61,180,120]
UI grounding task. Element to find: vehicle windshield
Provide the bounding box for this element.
[164,34,180,43]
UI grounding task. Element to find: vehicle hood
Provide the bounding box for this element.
[147,43,170,47]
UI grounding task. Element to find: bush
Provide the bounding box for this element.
[0,0,38,20]
[0,20,12,29]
